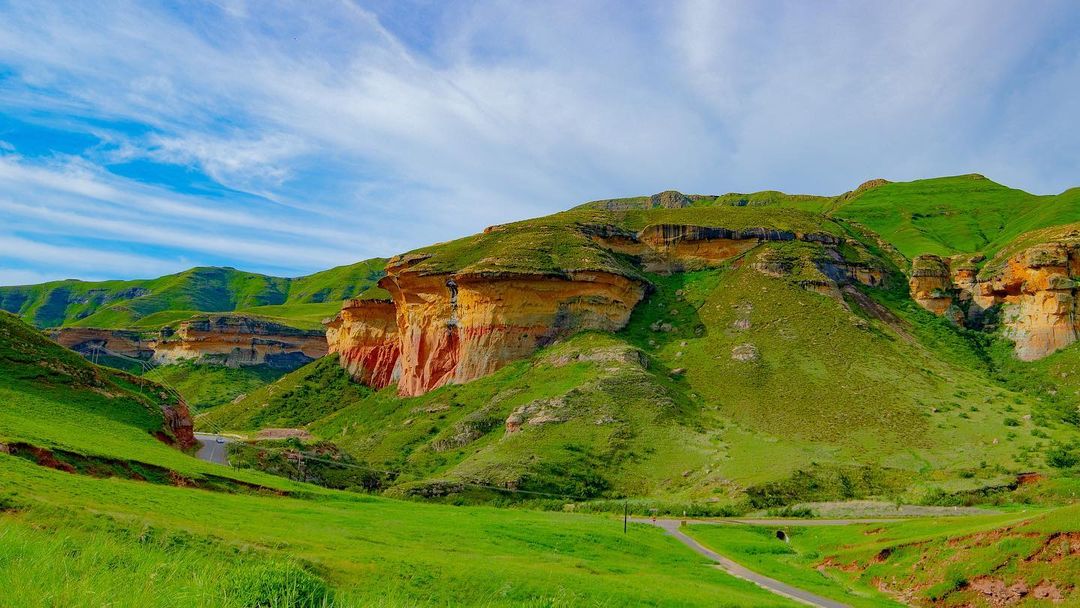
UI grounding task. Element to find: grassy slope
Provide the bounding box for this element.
[827,174,1080,259]
[688,504,1080,607]
[0,258,387,330]
[0,313,797,607]
[142,362,286,412]
[0,457,798,608]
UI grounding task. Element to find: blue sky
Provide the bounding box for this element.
[1,0,1078,284]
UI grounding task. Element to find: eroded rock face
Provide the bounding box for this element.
[909,255,955,316]
[49,328,155,360]
[324,298,401,388]
[910,239,1080,360]
[379,265,646,396]
[329,213,883,396]
[585,223,853,274]
[153,316,328,369]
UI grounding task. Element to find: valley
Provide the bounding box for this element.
[3,175,1080,606]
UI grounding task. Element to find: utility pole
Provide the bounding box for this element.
[623,499,628,534]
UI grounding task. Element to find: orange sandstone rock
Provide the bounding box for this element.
[153,316,327,369]
[378,265,646,397]
[910,240,1080,361]
[325,298,401,388]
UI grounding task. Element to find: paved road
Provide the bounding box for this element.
[193,433,233,466]
[635,518,851,608]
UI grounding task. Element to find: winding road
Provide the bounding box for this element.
[636,518,856,608]
[193,433,233,466]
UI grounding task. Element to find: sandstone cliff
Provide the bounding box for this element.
[324,298,401,388]
[909,229,1080,360]
[379,262,646,396]
[49,327,155,360]
[328,193,886,396]
[51,315,328,370]
[153,316,327,368]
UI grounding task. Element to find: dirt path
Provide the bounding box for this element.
[636,518,852,607]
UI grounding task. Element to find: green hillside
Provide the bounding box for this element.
[0,258,387,330]
[204,239,1075,507]
[826,174,1080,260]
[0,311,803,607]
[398,198,847,278]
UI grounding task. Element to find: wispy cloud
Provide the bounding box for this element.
[0,0,1077,283]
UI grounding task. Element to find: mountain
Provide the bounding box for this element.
[0,258,388,330]
[195,177,1080,508]
[825,174,1080,259]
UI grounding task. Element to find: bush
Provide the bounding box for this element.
[1046,446,1079,469]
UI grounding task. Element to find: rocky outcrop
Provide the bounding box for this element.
[152,316,327,369]
[49,328,154,360]
[327,200,884,396]
[324,298,401,388]
[910,234,1080,360]
[379,262,646,396]
[584,222,855,274]
[160,400,196,448]
[52,317,328,370]
[909,255,955,316]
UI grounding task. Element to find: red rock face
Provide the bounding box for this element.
[379,267,646,397]
[325,298,401,388]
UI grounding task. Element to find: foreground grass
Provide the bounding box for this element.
[0,457,798,607]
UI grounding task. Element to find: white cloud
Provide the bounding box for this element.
[0,0,1077,284]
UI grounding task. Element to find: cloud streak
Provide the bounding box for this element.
[0,0,1077,283]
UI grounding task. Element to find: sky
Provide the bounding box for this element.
[1,0,1078,285]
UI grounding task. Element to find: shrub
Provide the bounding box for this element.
[1046,446,1079,469]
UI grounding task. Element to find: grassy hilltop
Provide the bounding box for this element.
[0,258,389,331]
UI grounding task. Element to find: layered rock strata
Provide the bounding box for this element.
[324,298,401,387]
[909,236,1080,360]
[378,262,646,396]
[49,328,154,360]
[152,316,327,368]
[52,316,328,370]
